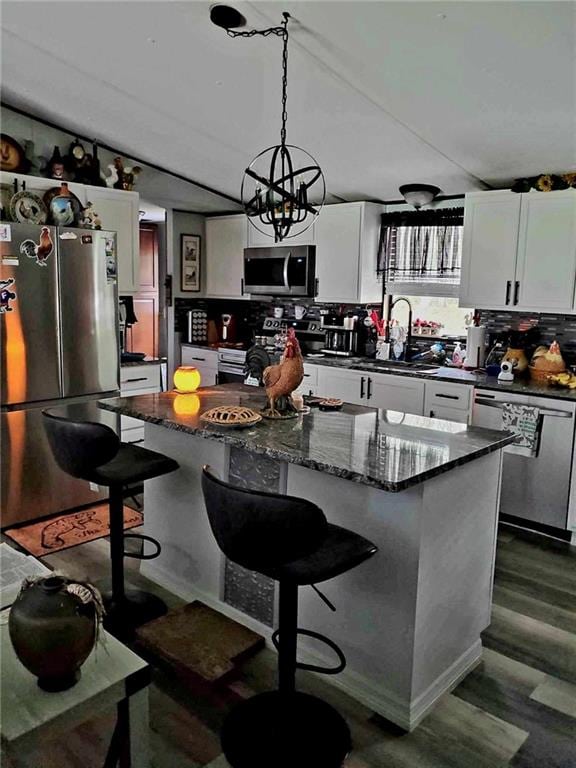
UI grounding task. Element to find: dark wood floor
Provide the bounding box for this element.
[6,523,576,768]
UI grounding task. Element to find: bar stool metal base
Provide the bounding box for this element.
[221,690,351,768]
[102,588,167,639]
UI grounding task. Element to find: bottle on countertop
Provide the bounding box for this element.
[452,342,465,367]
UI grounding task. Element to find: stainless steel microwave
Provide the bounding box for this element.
[243,245,316,297]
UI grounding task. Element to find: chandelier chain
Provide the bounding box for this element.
[227,12,290,147]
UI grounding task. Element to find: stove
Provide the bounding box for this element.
[260,318,325,355]
[217,347,247,384]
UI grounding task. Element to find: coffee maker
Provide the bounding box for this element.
[321,325,358,356]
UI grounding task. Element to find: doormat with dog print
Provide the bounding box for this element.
[4,505,143,557]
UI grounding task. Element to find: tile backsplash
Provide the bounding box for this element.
[479,310,576,364]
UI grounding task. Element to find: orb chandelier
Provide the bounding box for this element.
[212,8,325,242]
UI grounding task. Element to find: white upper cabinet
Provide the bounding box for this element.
[247,220,315,247]
[460,189,576,312]
[205,215,247,299]
[515,191,576,311]
[314,202,383,304]
[459,191,521,309]
[2,173,140,295]
[87,188,140,294]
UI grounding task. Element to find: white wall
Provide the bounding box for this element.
[172,211,206,298]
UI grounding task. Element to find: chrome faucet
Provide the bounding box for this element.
[388,297,414,361]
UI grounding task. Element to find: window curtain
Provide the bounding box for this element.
[378,208,464,284]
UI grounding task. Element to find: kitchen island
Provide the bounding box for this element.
[100,384,514,730]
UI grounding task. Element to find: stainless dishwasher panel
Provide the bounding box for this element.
[472,389,576,529]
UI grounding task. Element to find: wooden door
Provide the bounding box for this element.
[127,225,159,357]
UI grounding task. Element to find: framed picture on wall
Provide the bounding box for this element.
[180,234,201,292]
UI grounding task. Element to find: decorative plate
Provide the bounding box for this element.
[200,405,262,429]
[10,190,48,224]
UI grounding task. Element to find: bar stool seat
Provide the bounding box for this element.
[84,443,179,487]
[257,522,376,585]
[42,410,179,639]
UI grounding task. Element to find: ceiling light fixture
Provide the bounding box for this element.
[211,7,325,242]
[399,184,441,210]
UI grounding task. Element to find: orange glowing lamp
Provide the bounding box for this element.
[173,366,201,393]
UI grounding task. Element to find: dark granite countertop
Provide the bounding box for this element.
[100,384,514,493]
[304,357,576,402]
[121,358,165,368]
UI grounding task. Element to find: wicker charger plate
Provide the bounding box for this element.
[200,405,262,429]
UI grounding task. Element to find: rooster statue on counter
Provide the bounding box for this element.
[261,328,304,419]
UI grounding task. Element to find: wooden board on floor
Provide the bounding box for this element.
[135,601,265,685]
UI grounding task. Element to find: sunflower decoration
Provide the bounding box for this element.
[511,172,573,193]
[535,174,555,192]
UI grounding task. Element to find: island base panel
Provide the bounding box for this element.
[140,423,501,730]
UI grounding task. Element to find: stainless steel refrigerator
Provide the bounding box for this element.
[1,223,120,527]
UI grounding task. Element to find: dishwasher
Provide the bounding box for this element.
[472,389,576,531]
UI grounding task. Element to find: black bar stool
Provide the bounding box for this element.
[43,410,179,639]
[201,466,377,768]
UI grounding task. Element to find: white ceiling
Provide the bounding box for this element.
[2,1,575,212]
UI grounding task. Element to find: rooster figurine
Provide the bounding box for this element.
[262,328,304,418]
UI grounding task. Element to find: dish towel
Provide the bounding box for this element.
[501,403,542,457]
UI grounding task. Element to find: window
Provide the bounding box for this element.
[390,296,472,337]
[378,207,464,296]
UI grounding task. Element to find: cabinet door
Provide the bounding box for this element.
[425,405,469,423]
[459,192,521,309]
[515,191,576,312]
[424,381,471,418]
[294,363,320,396]
[247,220,315,247]
[88,188,140,293]
[316,367,365,405]
[315,204,361,303]
[205,216,247,298]
[366,374,425,415]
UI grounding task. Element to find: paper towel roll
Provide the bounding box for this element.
[465,326,486,368]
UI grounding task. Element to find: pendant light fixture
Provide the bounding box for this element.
[211,7,325,242]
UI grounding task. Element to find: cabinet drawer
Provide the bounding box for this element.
[181,346,219,367]
[120,365,160,392]
[424,382,471,412]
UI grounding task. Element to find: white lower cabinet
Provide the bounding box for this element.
[424,380,471,422]
[180,345,218,386]
[366,374,426,415]
[120,364,161,443]
[316,365,472,421]
[316,367,365,405]
[295,363,320,396]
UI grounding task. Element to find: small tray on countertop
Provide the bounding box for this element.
[318,398,344,411]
